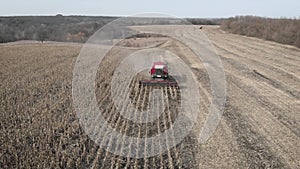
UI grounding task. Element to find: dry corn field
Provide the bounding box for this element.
[0,26,299,168]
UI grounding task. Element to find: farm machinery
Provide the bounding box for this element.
[139,62,178,87]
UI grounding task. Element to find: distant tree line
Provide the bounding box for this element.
[186,18,222,25]
[0,16,220,43]
[0,16,118,43]
[221,16,300,48]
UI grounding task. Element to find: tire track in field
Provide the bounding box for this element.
[213,43,300,100]
[225,74,298,168]
[212,42,300,135]
[205,27,300,63]
[215,38,300,75]
[205,27,299,168]
[211,38,300,80]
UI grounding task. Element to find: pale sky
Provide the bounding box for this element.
[0,0,299,18]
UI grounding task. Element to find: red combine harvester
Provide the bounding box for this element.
[139,62,178,87]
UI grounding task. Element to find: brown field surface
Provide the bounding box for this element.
[0,26,299,168]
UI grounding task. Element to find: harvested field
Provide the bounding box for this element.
[0,25,299,168]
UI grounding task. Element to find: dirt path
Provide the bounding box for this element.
[0,25,299,169]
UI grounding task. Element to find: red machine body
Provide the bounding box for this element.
[150,62,169,79]
[139,61,178,87]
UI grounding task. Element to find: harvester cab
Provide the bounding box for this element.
[150,62,168,79]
